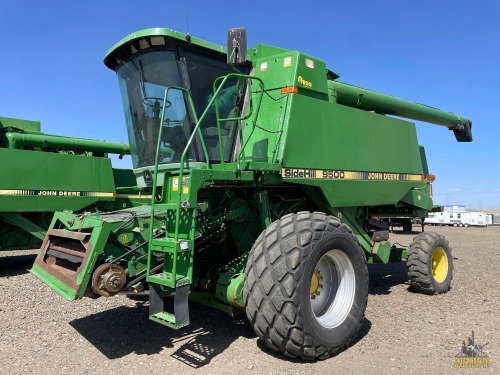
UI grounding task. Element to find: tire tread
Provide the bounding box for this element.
[407,232,453,294]
[244,212,368,360]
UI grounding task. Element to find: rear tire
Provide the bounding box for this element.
[407,232,453,294]
[243,212,368,360]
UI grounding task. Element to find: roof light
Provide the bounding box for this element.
[150,37,165,46]
[139,39,149,50]
[427,174,436,182]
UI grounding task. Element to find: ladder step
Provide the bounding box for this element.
[152,203,179,211]
[150,238,176,254]
[150,238,192,254]
[150,312,190,329]
[149,283,190,329]
[148,273,174,288]
[148,273,190,288]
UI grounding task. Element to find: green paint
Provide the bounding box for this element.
[0,213,46,240]
[0,118,147,253]
[372,241,392,264]
[31,264,77,301]
[0,116,40,132]
[330,81,472,130]
[215,272,245,307]
[32,28,473,332]
[3,132,129,155]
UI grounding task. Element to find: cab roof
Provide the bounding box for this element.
[104,28,226,71]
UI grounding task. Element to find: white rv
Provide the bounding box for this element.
[425,211,487,227]
[425,211,453,226]
[486,214,493,226]
[489,214,500,226]
[461,212,487,227]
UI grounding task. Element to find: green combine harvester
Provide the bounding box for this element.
[0,116,147,253]
[32,28,472,360]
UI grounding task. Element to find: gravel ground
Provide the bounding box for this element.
[1,225,498,374]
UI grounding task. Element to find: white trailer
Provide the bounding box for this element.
[425,211,488,227]
[486,214,493,226]
[461,212,487,227]
[425,211,453,226]
[490,214,500,226]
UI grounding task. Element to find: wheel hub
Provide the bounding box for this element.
[91,263,127,297]
[310,270,324,298]
[310,249,356,329]
[432,247,449,283]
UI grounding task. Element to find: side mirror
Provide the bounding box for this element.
[227,28,247,65]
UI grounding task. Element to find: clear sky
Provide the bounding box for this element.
[1,1,499,209]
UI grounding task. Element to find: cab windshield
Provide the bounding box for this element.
[117,49,245,169]
[118,51,190,168]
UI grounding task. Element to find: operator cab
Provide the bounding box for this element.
[105,29,249,174]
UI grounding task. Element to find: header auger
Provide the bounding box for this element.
[32,28,471,360]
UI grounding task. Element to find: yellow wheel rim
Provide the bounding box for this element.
[432,247,448,283]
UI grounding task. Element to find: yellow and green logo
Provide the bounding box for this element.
[454,331,490,368]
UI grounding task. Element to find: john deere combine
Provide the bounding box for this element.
[0,116,147,253]
[32,28,472,360]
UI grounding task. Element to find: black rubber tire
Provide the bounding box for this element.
[407,232,453,294]
[243,212,368,360]
[402,219,412,232]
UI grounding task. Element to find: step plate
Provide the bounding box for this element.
[149,283,190,329]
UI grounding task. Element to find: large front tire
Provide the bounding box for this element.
[243,212,368,360]
[407,232,453,294]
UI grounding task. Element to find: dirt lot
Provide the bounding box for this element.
[0,225,498,374]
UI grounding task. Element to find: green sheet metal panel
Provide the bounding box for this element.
[280,94,427,207]
[252,51,328,95]
[253,52,297,90]
[282,177,431,208]
[249,44,289,60]
[0,116,41,133]
[243,51,328,163]
[241,91,290,163]
[282,94,423,171]
[0,148,116,212]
